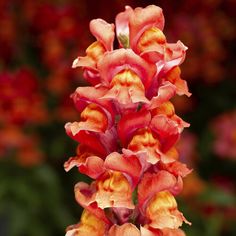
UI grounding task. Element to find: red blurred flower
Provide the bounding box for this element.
[212,110,236,159]
[0,68,48,125]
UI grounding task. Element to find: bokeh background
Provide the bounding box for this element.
[0,0,236,235]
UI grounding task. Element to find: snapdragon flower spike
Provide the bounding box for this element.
[65,4,192,236]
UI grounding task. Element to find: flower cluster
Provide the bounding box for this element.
[65,5,191,236]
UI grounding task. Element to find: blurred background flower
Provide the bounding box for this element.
[0,0,235,235]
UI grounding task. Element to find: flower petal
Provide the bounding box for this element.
[164,67,191,97]
[140,226,162,236]
[146,190,191,229]
[161,228,186,236]
[146,82,176,109]
[74,182,110,224]
[129,5,165,50]
[96,171,135,209]
[72,86,115,129]
[118,109,151,146]
[65,125,108,156]
[150,114,180,152]
[104,151,142,187]
[90,19,115,51]
[72,41,105,85]
[65,210,107,236]
[115,6,133,48]
[137,27,166,60]
[127,128,162,165]
[64,154,105,179]
[108,223,141,236]
[73,41,105,69]
[138,171,181,215]
[161,41,188,75]
[157,161,192,178]
[68,103,108,133]
[101,69,149,110]
[140,226,186,236]
[150,101,190,132]
[97,48,156,90]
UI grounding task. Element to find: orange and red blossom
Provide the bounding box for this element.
[74,171,134,210]
[145,190,191,229]
[65,101,117,156]
[115,5,165,51]
[72,19,114,85]
[117,108,188,161]
[65,210,107,236]
[65,4,191,236]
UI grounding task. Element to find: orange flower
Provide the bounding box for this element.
[65,210,107,236]
[68,103,108,133]
[137,27,166,54]
[128,128,162,164]
[74,171,134,210]
[96,171,135,209]
[145,190,191,229]
[138,171,183,215]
